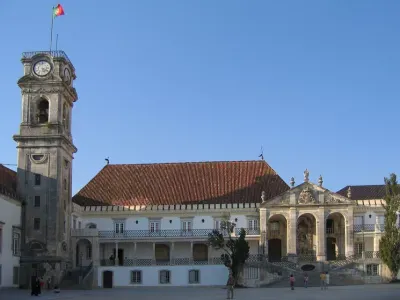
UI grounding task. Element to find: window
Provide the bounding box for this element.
[86,245,92,259]
[366,264,379,276]
[33,218,41,230]
[13,232,21,256]
[13,266,19,285]
[248,219,259,230]
[114,222,124,234]
[64,220,66,233]
[34,174,41,186]
[270,222,279,231]
[34,196,40,207]
[355,243,364,255]
[150,221,160,233]
[64,178,67,191]
[159,270,170,284]
[130,270,142,284]
[37,99,49,123]
[214,220,222,230]
[78,221,82,229]
[189,269,200,284]
[181,220,192,232]
[73,217,77,229]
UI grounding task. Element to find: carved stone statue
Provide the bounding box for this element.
[261,191,267,203]
[298,186,316,204]
[304,169,309,183]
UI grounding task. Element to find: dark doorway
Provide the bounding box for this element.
[103,271,113,288]
[326,237,336,261]
[268,239,282,262]
[113,248,124,266]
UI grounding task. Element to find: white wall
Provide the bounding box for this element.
[97,265,229,287]
[81,214,258,232]
[0,195,21,288]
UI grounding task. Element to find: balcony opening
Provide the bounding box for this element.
[193,244,208,262]
[155,244,170,264]
[37,98,49,124]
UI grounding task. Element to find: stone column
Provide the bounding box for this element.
[170,242,175,265]
[115,242,119,266]
[345,213,354,257]
[287,208,297,261]
[373,234,381,258]
[316,208,326,261]
[259,208,268,255]
[152,243,156,265]
[190,241,194,263]
[134,242,137,263]
[92,239,100,266]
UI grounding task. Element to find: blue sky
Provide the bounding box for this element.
[1,1,399,194]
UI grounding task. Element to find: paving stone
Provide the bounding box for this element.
[1,284,399,300]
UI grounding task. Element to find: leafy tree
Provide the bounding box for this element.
[207,217,250,285]
[379,173,400,280]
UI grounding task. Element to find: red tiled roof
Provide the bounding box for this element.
[72,160,289,206]
[0,164,20,200]
[336,185,386,200]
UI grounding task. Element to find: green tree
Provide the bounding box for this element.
[207,217,250,285]
[379,173,400,280]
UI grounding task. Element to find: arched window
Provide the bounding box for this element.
[37,99,49,124]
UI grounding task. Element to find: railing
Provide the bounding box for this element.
[364,251,380,259]
[267,229,281,238]
[235,228,261,236]
[326,228,334,234]
[22,51,71,63]
[98,228,259,239]
[353,224,384,232]
[100,254,264,267]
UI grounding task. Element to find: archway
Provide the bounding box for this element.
[297,213,316,261]
[326,212,346,260]
[267,214,287,261]
[103,270,113,288]
[76,239,92,268]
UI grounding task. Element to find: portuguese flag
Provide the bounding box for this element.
[53,4,65,18]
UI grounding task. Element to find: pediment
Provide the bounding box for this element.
[260,182,353,207]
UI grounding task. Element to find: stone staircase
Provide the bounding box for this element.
[59,263,93,290]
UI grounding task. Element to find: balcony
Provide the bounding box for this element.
[98,228,258,240]
[235,228,261,236]
[353,224,384,233]
[99,254,264,267]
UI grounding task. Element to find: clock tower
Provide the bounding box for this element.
[13,51,78,286]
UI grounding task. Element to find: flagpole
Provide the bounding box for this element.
[50,7,54,52]
[55,34,59,51]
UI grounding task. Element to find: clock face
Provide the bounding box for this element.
[64,68,71,84]
[33,61,51,77]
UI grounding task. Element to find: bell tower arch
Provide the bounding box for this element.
[13,51,78,286]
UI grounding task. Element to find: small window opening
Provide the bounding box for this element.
[37,99,49,124]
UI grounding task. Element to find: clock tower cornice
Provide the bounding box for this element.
[19,83,78,103]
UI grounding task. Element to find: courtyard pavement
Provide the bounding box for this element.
[0,284,399,300]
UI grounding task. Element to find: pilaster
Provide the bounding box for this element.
[345,213,354,256]
[287,208,297,256]
[316,208,326,261]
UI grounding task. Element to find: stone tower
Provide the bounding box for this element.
[13,51,78,287]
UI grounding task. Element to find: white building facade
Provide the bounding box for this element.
[70,172,390,288]
[0,184,22,288]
